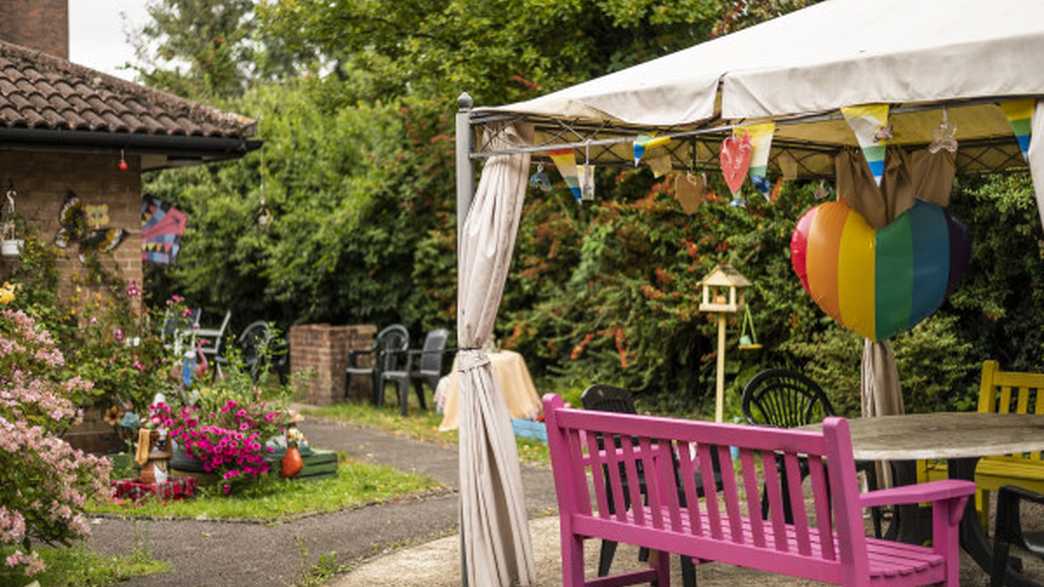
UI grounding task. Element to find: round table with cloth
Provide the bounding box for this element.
[436,350,542,432]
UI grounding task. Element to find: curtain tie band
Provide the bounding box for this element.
[457,348,490,372]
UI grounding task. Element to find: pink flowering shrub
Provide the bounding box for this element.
[0,309,110,577]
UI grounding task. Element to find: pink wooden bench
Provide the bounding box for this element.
[543,394,976,586]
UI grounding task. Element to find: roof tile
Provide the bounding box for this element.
[0,40,254,139]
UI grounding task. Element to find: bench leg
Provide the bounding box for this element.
[651,550,670,587]
[561,531,585,587]
[597,539,617,576]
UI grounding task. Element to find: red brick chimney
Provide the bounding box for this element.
[0,0,69,59]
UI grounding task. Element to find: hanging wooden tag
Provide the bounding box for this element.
[674,172,705,215]
[646,154,673,178]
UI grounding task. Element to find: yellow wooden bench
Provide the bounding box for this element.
[917,360,1044,528]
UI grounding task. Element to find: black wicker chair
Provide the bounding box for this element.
[382,328,451,416]
[581,384,720,587]
[741,368,883,538]
[346,325,410,407]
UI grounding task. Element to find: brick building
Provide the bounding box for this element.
[0,0,258,289]
[0,2,259,452]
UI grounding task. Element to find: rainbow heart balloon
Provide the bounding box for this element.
[790,200,970,341]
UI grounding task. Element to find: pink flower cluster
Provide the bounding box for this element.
[154,401,277,490]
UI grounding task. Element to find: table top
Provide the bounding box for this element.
[800,412,1044,461]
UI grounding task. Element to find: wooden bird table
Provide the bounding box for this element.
[804,412,1044,587]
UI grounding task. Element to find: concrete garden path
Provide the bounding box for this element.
[85,416,559,587]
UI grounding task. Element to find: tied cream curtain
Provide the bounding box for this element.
[836,148,956,421]
[1028,100,1044,231]
[457,123,536,587]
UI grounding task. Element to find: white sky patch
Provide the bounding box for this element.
[69,0,150,81]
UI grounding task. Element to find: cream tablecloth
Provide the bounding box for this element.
[436,350,541,431]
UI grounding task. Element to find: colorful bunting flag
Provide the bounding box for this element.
[733,122,776,199]
[548,148,582,201]
[633,134,671,166]
[842,104,890,186]
[1000,99,1035,161]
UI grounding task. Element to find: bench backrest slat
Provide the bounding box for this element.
[783,451,812,555]
[807,455,837,561]
[761,448,789,552]
[544,393,863,584]
[739,448,766,547]
[676,445,704,536]
[583,428,611,519]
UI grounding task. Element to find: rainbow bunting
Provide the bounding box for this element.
[1001,99,1035,161]
[842,104,890,186]
[633,134,671,166]
[549,148,582,201]
[734,122,776,198]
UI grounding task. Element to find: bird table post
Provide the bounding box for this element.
[698,264,752,423]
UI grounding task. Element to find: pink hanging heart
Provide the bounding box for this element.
[720,135,752,196]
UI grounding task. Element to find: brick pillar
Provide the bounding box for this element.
[290,324,377,405]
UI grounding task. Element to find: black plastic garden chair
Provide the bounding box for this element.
[991,485,1044,587]
[741,368,883,538]
[581,384,721,587]
[346,324,409,407]
[381,328,452,416]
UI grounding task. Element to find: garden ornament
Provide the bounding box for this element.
[790,199,970,341]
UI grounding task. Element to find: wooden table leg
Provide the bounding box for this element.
[948,457,1041,587]
[882,460,933,544]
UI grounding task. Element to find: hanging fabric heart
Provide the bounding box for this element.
[720,134,752,196]
[674,172,705,215]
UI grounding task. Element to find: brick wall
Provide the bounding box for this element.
[0,150,140,454]
[0,0,69,59]
[290,324,377,405]
[0,150,143,291]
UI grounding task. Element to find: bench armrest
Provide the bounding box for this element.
[860,480,976,508]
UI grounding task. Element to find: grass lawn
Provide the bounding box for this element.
[299,401,550,465]
[89,455,441,522]
[0,546,168,587]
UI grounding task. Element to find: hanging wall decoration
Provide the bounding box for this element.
[633,134,671,166]
[54,191,126,254]
[790,199,970,342]
[1000,99,1034,161]
[548,148,582,202]
[674,172,706,215]
[720,133,752,206]
[842,104,890,186]
[141,198,188,265]
[734,122,776,198]
[85,204,110,230]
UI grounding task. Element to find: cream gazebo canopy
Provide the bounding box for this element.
[452,2,1044,586]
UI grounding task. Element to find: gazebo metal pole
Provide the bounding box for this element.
[454,91,474,587]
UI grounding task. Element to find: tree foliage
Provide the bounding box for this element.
[130,0,1044,419]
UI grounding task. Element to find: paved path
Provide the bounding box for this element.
[86,417,557,587]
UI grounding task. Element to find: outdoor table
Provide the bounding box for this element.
[436,350,542,431]
[803,412,1044,587]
